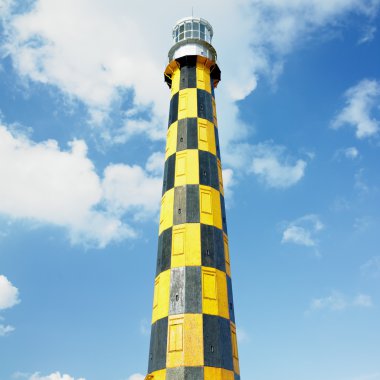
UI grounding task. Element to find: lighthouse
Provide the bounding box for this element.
[147,17,240,380]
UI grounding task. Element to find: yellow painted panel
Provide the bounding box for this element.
[196,63,211,93]
[199,185,222,229]
[179,92,187,111]
[196,61,211,93]
[171,67,180,95]
[204,367,234,380]
[153,278,159,309]
[151,270,170,324]
[199,122,208,142]
[202,268,217,315]
[231,322,240,374]
[224,233,231,277]
[176,155,186,175]
[178,88,197,120]
[159,188,174,235]
[196,63,205,90]
[185,224,201,266]
[203,271,217,300]
[217,159,224,196]
[172,227,185,256]
[167,314,203,368]
[202,267,229,318]
[198,118,216,155]
[165,122,177,160]
[149,369,166,380]
[216,269,229,319]
[204,68,211,94]
[201,190,212,214]
[183,314,203,366]
[171,224,201,267]
[168,319,184,352]
[174,150,199,187]
[212,98,218,126]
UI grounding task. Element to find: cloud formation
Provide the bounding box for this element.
[332,79,380,138]
[127,374,145,380]
[0,275,20,336]
[2,0,379,148]
[282,214,324,251]
[250,142,307,188]
[309,291,373,312]
[0,123,161,248]
[0,275,20,310]
[28,373,85,380]
[0,323,15,336]
[361,256,380,278]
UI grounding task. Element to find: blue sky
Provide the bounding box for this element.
[0,1,380,380]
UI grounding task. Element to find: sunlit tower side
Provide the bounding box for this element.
[147,17,240,380]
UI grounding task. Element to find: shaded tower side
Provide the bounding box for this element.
[147,20,240,380]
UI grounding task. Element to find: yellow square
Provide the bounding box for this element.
[200,190,212,215]
[217,159,224,196]
[153,278,159,309]
[224,233,231,277]
[159,188,174,234]
[165,122,177,160]
[173,227,185,256]
[179,93,187,111]
[174,150,199,187]
[169,320,184,352]
[212,98,217,126]
[199,185,222,229]
[203,271,217,300]
[178,88,197,120]
[198,118,216,155]
[199,122,208,142]
[196,61,211,93]
[167,314,203,368]
[171,224,201,268]
[151,270,170,323]
[204,367,234,380]
[202,267,229,319]
[231,322,240,374]
[171,67,180,95]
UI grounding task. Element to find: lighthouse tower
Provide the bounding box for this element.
[147,17,240,380]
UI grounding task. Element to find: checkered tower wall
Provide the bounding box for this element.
[147,55,240,380]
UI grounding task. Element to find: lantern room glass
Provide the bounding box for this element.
[173,19,212,44]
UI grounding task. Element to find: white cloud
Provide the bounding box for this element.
[358,26,377,44]
[0,123,161,248]
[354,216,372,232]
[145,151,165,176]
[127,374,145,380]
[309,291,373,312]
[102,164,162,222]
[282,214,324,250]
[222,168,235,200]
[353,294,373,307]
[361,256,380,278]
[1,0,379,149]
[250,142,307,188]
[0,323,15,336]
[332,79,380,139]
[344,147,360,159]
[310,291,348,311]
[28,372,85,380]
[0,275,20,310]
[335,147,360,160]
